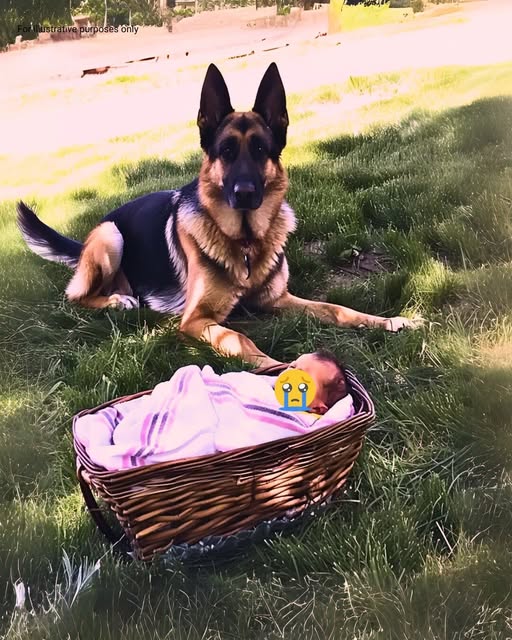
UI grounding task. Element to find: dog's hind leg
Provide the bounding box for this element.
[65,222,139,310]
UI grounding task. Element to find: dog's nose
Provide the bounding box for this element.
[233,181,257,209]
[234,181,256,195]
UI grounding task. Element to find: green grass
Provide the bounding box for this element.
[328,1,413,35]
[103,73,155,86]
[1,62,512,638]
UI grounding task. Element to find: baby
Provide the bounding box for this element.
[278,350,348,416]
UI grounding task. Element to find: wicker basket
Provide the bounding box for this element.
[74,363,375,561]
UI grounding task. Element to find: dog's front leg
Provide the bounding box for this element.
[180,314,282,368]
[271,292,422,332]
[178,274,280,368]
[177,226,283,367]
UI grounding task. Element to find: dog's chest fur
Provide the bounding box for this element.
[177,199,296,291]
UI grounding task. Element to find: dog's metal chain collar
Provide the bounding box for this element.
[241,240,251,280]
[239,212,253,279]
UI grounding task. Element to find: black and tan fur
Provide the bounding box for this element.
[17,63,419,368]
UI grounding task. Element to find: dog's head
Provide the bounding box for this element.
[197,63,289,237]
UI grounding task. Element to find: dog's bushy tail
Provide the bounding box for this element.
[17,201,83,269]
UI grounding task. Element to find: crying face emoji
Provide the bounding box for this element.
[274,369,317,412]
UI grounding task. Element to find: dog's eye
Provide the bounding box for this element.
[221,146,234,161]
[220,140,238,162]
[250,137,267,160]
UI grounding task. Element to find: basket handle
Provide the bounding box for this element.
[77,467,130,555]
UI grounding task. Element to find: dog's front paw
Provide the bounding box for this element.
[385,316,424,332]
[108,294,139,310]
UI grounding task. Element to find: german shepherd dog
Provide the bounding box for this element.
[17,63,420,368]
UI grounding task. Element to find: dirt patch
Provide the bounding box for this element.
[304,241,394,299]
[330,248,394,287]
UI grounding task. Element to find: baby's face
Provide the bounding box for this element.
[287,353,346,415]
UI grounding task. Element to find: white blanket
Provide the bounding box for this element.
[74,365,354,471]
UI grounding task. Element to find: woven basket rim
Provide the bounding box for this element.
[74,364,374,480]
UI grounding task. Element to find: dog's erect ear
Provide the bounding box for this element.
[197,64,234,151]
[252,62,289,154]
